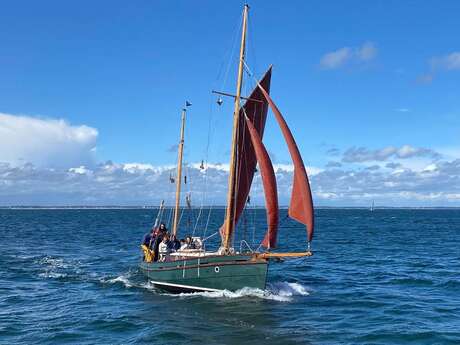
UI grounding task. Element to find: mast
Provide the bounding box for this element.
[172,107,187,237]
[223,4,249,250]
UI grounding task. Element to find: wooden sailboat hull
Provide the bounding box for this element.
[139,254,268,292]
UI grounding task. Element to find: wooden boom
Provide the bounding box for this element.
[254,251,313,259]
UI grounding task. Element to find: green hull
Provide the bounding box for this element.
[139,254,268,292]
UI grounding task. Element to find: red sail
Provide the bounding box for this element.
[257,84,315,242]
[220,67,272,242]
[244,116,279,249]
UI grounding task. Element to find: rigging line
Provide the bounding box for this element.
[165,172,175,229]
[220,10,244,94]
[202,231,219,242]
[183,159,195,234]
[192,206,203,235]
[252,198,256,246]
[202,198,215,241]
[239,106,252,237]
[167,206,173,230]
[177,206,184,231]
[242,104,260,247]
[192,81,220,235]
[231,91,253,240]
[159,205,166,226]
[202,231,219,252]
[193,95,215,233]
[246,10,258,89]
[231,106,243,247]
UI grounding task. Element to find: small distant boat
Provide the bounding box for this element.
[139,4,315,293]
[370,200,375,212]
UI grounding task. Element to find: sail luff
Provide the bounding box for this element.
[244,115,279,249]
[223,4,249,250]
[257,84,315,242]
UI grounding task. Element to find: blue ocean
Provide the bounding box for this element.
[1,208,459,344]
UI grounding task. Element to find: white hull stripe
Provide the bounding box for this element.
[150,280,222,292]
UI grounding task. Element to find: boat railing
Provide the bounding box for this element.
[239,240,254,253]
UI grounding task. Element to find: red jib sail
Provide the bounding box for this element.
[221,67,272,242]
[257,83,315,242]
[244,115,279,249]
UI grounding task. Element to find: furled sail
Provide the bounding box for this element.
[257,84,315,242]
[244,115,279,249]
[220,67,272,242]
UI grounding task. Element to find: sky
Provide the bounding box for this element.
[0,0,459,206]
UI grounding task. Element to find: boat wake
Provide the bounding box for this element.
[165,282,310,302]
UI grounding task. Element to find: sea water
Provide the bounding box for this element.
[0,208,459,344]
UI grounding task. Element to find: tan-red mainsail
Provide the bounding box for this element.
[244,115,279,249]
[257,84,315,242]
[220,67,272,242]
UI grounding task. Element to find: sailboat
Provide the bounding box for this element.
[139,4,315,293]
[370,200,375,212]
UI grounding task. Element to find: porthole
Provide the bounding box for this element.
[214,266,220,273]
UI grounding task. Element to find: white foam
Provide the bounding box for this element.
[37,256,75,279]
[102,274,133,288]
[139,281,157,291]
[163,282,310,302]
[269,282,310,297]
[39,272,67,279]
[179,287,292,302]
[39,256,70,269]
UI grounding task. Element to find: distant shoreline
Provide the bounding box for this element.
[1,206,459,210]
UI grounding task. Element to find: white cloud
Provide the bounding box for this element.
[0,113,98,168]
[342,145,441,163]
[418,51,460,83]
[320,42,377,70]
[431,51,460,71]
[356,42,377,61]
[320,47,352,69]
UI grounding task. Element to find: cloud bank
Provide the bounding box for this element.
[1,156,459,207]
[1,113,457,207]
[0,113,98,168]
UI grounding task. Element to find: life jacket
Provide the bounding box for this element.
[141,244,154,263]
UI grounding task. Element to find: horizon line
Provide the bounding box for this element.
[1,205,459,210]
